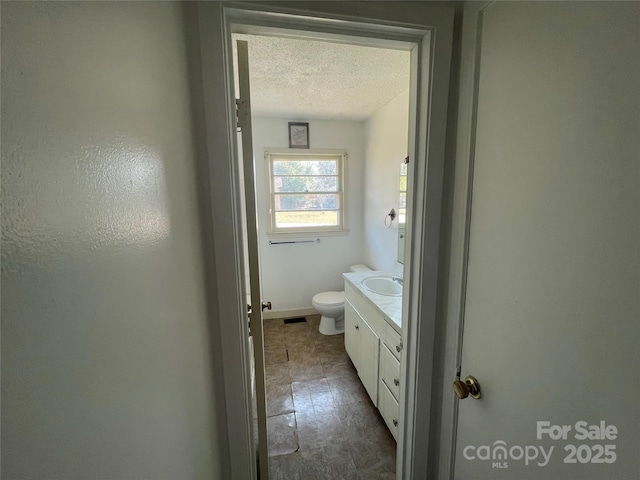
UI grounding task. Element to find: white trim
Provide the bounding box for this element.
[399,33,446,479]
[266,230,350,240]
[263,307,318,320]
[224,4,425,48]
[197,3,455,479]
[195,4,255,479]
[264,147,347,156]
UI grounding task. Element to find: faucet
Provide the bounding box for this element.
[392,276,403,286]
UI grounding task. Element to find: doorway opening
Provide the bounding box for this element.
[233,33,413,478]
[210,4,454,478]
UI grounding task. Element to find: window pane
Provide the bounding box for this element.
[274,194,339,211]
[267,153,345,233]
[399,192,407,224]
[272,160,337,176]
[399,175,407,192]
[399,208,406,224]
[273,176,337,193]
[275,210,339,228]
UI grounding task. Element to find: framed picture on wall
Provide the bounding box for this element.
[288,122,309,149]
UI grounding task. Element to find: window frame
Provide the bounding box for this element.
[399,161,408,225]
[265,148,348,236]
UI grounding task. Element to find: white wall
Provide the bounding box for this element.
[1,3,225,479]
[363,90,410,271]
[252,117,366,312]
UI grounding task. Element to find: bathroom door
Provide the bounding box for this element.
[236,39,270,480]
[453,3,639,479]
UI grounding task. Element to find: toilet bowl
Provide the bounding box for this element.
[312,264,371,336]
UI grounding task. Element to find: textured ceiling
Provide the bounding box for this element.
[234,34,410,121]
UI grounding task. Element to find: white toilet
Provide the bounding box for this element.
[312,264,371,336]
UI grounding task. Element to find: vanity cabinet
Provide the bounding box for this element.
[344,280,402,441]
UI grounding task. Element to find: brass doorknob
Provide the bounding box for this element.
[261,301,272,311]
[453,375,481,400]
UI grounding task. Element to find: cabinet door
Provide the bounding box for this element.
[358,317,380,406]
[344,300,360,369]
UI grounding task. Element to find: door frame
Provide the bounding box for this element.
[195,2,455,479]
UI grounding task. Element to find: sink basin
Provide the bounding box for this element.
[361,276,403,296]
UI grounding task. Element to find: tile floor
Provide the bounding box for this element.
[262,315,396,479]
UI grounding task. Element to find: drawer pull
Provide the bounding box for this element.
[395,345,401,353]
[393,419,398,427]
[393,378,399,386]
[355,325,359,330]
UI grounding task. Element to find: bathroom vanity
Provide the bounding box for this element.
[342,271,403,441]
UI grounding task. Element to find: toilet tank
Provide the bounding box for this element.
[349,264,371,272]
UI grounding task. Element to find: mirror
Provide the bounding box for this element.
[397,161,408,264]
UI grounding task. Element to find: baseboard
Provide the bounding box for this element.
[263,306,318,320]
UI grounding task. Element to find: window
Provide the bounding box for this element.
[399,161,407,224]
[266,150,347,234]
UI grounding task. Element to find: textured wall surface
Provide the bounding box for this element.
[1,2,223,478]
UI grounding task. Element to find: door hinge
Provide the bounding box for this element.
[404,156,410,164]
[236,98,248,131]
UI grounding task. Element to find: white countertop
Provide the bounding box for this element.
[342,270,402,332]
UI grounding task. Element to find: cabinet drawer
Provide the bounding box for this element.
[379,343,401,401]
[378,380,399,441]
[344,281,386,336]
[383,322,402,361]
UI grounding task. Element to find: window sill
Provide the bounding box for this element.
[266,229,350,239]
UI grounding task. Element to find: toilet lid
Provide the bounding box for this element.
[313,291,345,306]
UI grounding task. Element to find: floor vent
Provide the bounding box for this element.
[283,317,307,324]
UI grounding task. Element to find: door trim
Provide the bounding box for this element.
[194,4,256,480]
[196,3,455,479]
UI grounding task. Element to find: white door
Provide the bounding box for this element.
[236,39,269,480]
[453,3,639,479]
